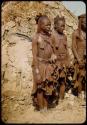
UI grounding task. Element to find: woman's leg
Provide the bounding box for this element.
[43,96,48,109]
[37,90,44,110]
[59,83,65,99]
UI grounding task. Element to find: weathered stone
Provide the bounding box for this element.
[2,44,8,66]
[13,103,20,111]
[4,21,16,30]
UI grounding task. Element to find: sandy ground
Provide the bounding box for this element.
[2,90,86,124]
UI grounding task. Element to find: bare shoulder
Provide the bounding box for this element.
[64,34,67,40]
[72,29,79,37]
[32,33,39,43]
[51,29,56,38]
[51,30,56,43]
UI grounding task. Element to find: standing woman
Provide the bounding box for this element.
[31,13,55,111]
[51,15,70,100]
[72,14,86,97]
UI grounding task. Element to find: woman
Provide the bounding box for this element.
[72,14,86,97]
[31,13,55,111]
[51,15,70,100]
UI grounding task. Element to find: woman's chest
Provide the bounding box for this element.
[37,35,53,56]
[54,36,67,52]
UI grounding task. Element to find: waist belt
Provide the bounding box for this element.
[37,57,50,63]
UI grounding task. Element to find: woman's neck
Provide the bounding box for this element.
[38,30,51,36]
[55,30,64,37]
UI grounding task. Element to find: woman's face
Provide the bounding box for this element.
[81,17,86,30]
[55,20,65,34]
[39,18,51,33]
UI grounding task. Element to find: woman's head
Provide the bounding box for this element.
[54,15,65,34]
[35,13,51,34]
[78,14,86,31]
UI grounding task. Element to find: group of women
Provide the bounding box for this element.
[31,13,86,111]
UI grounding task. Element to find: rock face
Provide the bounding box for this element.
[1,1,78,122]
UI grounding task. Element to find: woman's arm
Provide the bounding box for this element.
[72,31,81,63]
[32,35,41,83]
[50,33,57,63]
[32,35,39,69]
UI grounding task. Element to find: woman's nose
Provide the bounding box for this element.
[47,26,50,28]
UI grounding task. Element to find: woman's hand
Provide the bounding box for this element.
[78,59,84,68]
[50,54,57,63]
[36,73,42,84]
[78,58,83,64]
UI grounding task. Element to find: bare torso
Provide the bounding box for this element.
[75,30,86,60]
[51,30,69,67]
[37,33,53,60]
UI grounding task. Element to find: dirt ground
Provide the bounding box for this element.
[1,89,86,124]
